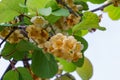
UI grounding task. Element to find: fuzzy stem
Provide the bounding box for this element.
[90,2,113,12]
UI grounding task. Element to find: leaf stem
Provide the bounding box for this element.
[23,56,30,68]
[24,0,27,6]
[23,14,31,19]
[50,24,56,35]
[90,1,113,12]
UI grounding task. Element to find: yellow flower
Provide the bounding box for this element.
[8,30,25,43]
[66,14,80,26]
[63,36,77,51]
[0,27,11,38]
[31,16,48,27]
[26,25,42,39]
[0,27,26,43]
[50,33,66,48]
[43,33,83,62]
[72,52,82,62]
[54,14,80,30]
[26,25,49,48]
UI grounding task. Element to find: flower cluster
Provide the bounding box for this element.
[54,0,81,31]
[54,14,80,30]
[30,16,48,27]
[112,0,120,7]
[26,16,49,48]
[64,0,79,12]
[0,27,25,43]
[44,33,83,62]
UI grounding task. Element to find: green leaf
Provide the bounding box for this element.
[73,30,89,37]
[1,42,29,60]
[72,36,87,67]
[16,40,36,52]
[27,0,50,13]
[52,8,70,16]
[72,11,106,33]
[80,30,88,36]
[13,51,28,60]
[3,70,19,80]
[31,49,58,78]
[76,57,93,80]
[17,67,33,80]
[58,58,76,72]
[1,42,17,60]
[104,5,120,20]
[0,0,27,23]
[45,14,61,24]
[66,28,73,35]
[39,7,52,16]
[81,0,106,4]
[45,0,60,11]
[19,3,28,13]
[23,17,33,25]
[74,35,88,53]
[3,67,33,80]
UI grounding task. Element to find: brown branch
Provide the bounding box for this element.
[90,2,113,12]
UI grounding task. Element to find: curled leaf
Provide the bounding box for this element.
[76,57,93,80]
[72,11,106,33]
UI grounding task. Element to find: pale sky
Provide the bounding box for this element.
[73,2,120,80]
[0,2,120,80]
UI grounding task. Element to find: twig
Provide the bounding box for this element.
[1,60,17,80]
[23,14,31,19]
[23,60,30,68]
[90,2,113,12]
[56,0,78,17]
[23,56,30,68]
[9,60,16,69]
[50,25,56,35]
[0,55,1,59]
[63,4,78,17]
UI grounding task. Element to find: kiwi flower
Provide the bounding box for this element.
[44,33,83,62]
